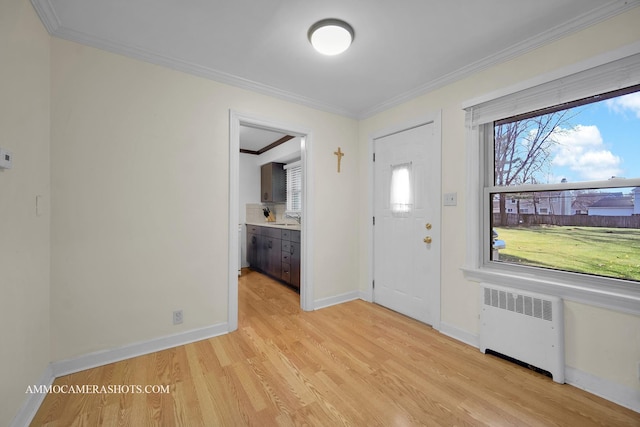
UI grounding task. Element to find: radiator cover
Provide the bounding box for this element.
[479,283,565,383]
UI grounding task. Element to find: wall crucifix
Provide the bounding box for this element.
[334,147,344,173]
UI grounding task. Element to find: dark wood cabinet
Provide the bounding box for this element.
[290,243,300,289]
[263,228,282,279]
[282,228,300,289]
[246,225,261,268]
[261,162,285,203]
[247,224,300,289]
[281,240,291,284]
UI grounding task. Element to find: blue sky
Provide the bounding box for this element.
[546,91,640,184]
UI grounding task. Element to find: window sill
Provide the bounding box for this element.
[462,265,640,316]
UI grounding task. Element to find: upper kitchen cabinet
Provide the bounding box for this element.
[261,162,285,203]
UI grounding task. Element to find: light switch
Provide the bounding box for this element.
[443,192,457,206]
[0,148,12,169]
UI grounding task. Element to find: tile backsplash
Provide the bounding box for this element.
[245,203,299,225]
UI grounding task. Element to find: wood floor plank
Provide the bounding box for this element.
[30,269,640,426]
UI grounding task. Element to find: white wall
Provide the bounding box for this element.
[358,6,640,406]
[239,153,261,225]
[50,38,359,361]
[0,1,51,425]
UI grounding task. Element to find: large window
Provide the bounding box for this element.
[490,85,640,282]
[464,50,640,313]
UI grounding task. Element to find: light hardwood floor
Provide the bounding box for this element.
[32,269,639,426]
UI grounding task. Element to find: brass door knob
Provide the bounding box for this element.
[423,236,432,244]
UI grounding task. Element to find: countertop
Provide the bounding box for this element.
[246,222,301,231]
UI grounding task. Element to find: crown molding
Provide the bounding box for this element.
[358,0,639,119]
[30,0,357,118]
[31,0,638,120]
[30,0,60,34]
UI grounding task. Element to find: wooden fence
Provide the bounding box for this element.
[493,213,640,228]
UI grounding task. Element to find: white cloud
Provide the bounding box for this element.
[606,92,640,119]
[551,124,622,181]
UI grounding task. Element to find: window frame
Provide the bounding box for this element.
[462,48,640,316]
[284,160,302,214]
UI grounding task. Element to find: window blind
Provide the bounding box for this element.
[465,52,640,127]
[285,160,302,212]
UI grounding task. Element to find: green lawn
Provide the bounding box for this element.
[494,225,640,282]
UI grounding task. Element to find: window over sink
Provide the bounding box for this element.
[285,160,302,213]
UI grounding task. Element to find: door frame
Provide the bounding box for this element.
[228,110,315,332]
[367,112,442,330]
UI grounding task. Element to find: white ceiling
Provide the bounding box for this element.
[31,0,637,118]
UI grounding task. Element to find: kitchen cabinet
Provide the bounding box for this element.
[261,162,285,203]
[246,225,261,268]
[281,229,300,289]
[290,240,301,289]
[281,240,291,284]
[247,224,300,289]
[263,227,282,279]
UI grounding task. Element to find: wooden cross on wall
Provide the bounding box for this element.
[334,147,344,173]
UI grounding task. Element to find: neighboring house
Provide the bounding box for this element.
[494,188,640,217]
[588,195,634,216]
[494,190,573,216]
[534,190,572,215]
[571,192,621,215]
[588,187,640,216]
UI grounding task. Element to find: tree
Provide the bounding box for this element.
[494,110,574,225]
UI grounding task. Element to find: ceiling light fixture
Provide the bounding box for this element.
[308,19,354,56]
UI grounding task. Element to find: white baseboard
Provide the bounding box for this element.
[12,314,639,426]
[565,366,640,413]
[354,305,639,414]
[11,323,229,426]
[314,291,360,310]
[51,322,229,377]
[358,289,372,302]
[439,321,480,349]
[10,365,55,427]
[438,324,639,413]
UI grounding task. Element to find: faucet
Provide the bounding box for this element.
[285,212,302,224]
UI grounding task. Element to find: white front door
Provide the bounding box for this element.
[373,119,441,326]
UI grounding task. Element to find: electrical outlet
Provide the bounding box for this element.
[0,147,13,169]
[173,310,183,325]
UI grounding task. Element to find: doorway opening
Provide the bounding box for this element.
[228,111,314,332]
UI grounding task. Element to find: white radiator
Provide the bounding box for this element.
[479,283,565,383]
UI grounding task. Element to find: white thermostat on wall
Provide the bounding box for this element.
[0,148,13,169]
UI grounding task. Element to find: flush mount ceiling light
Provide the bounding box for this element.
[308,19,354,56]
